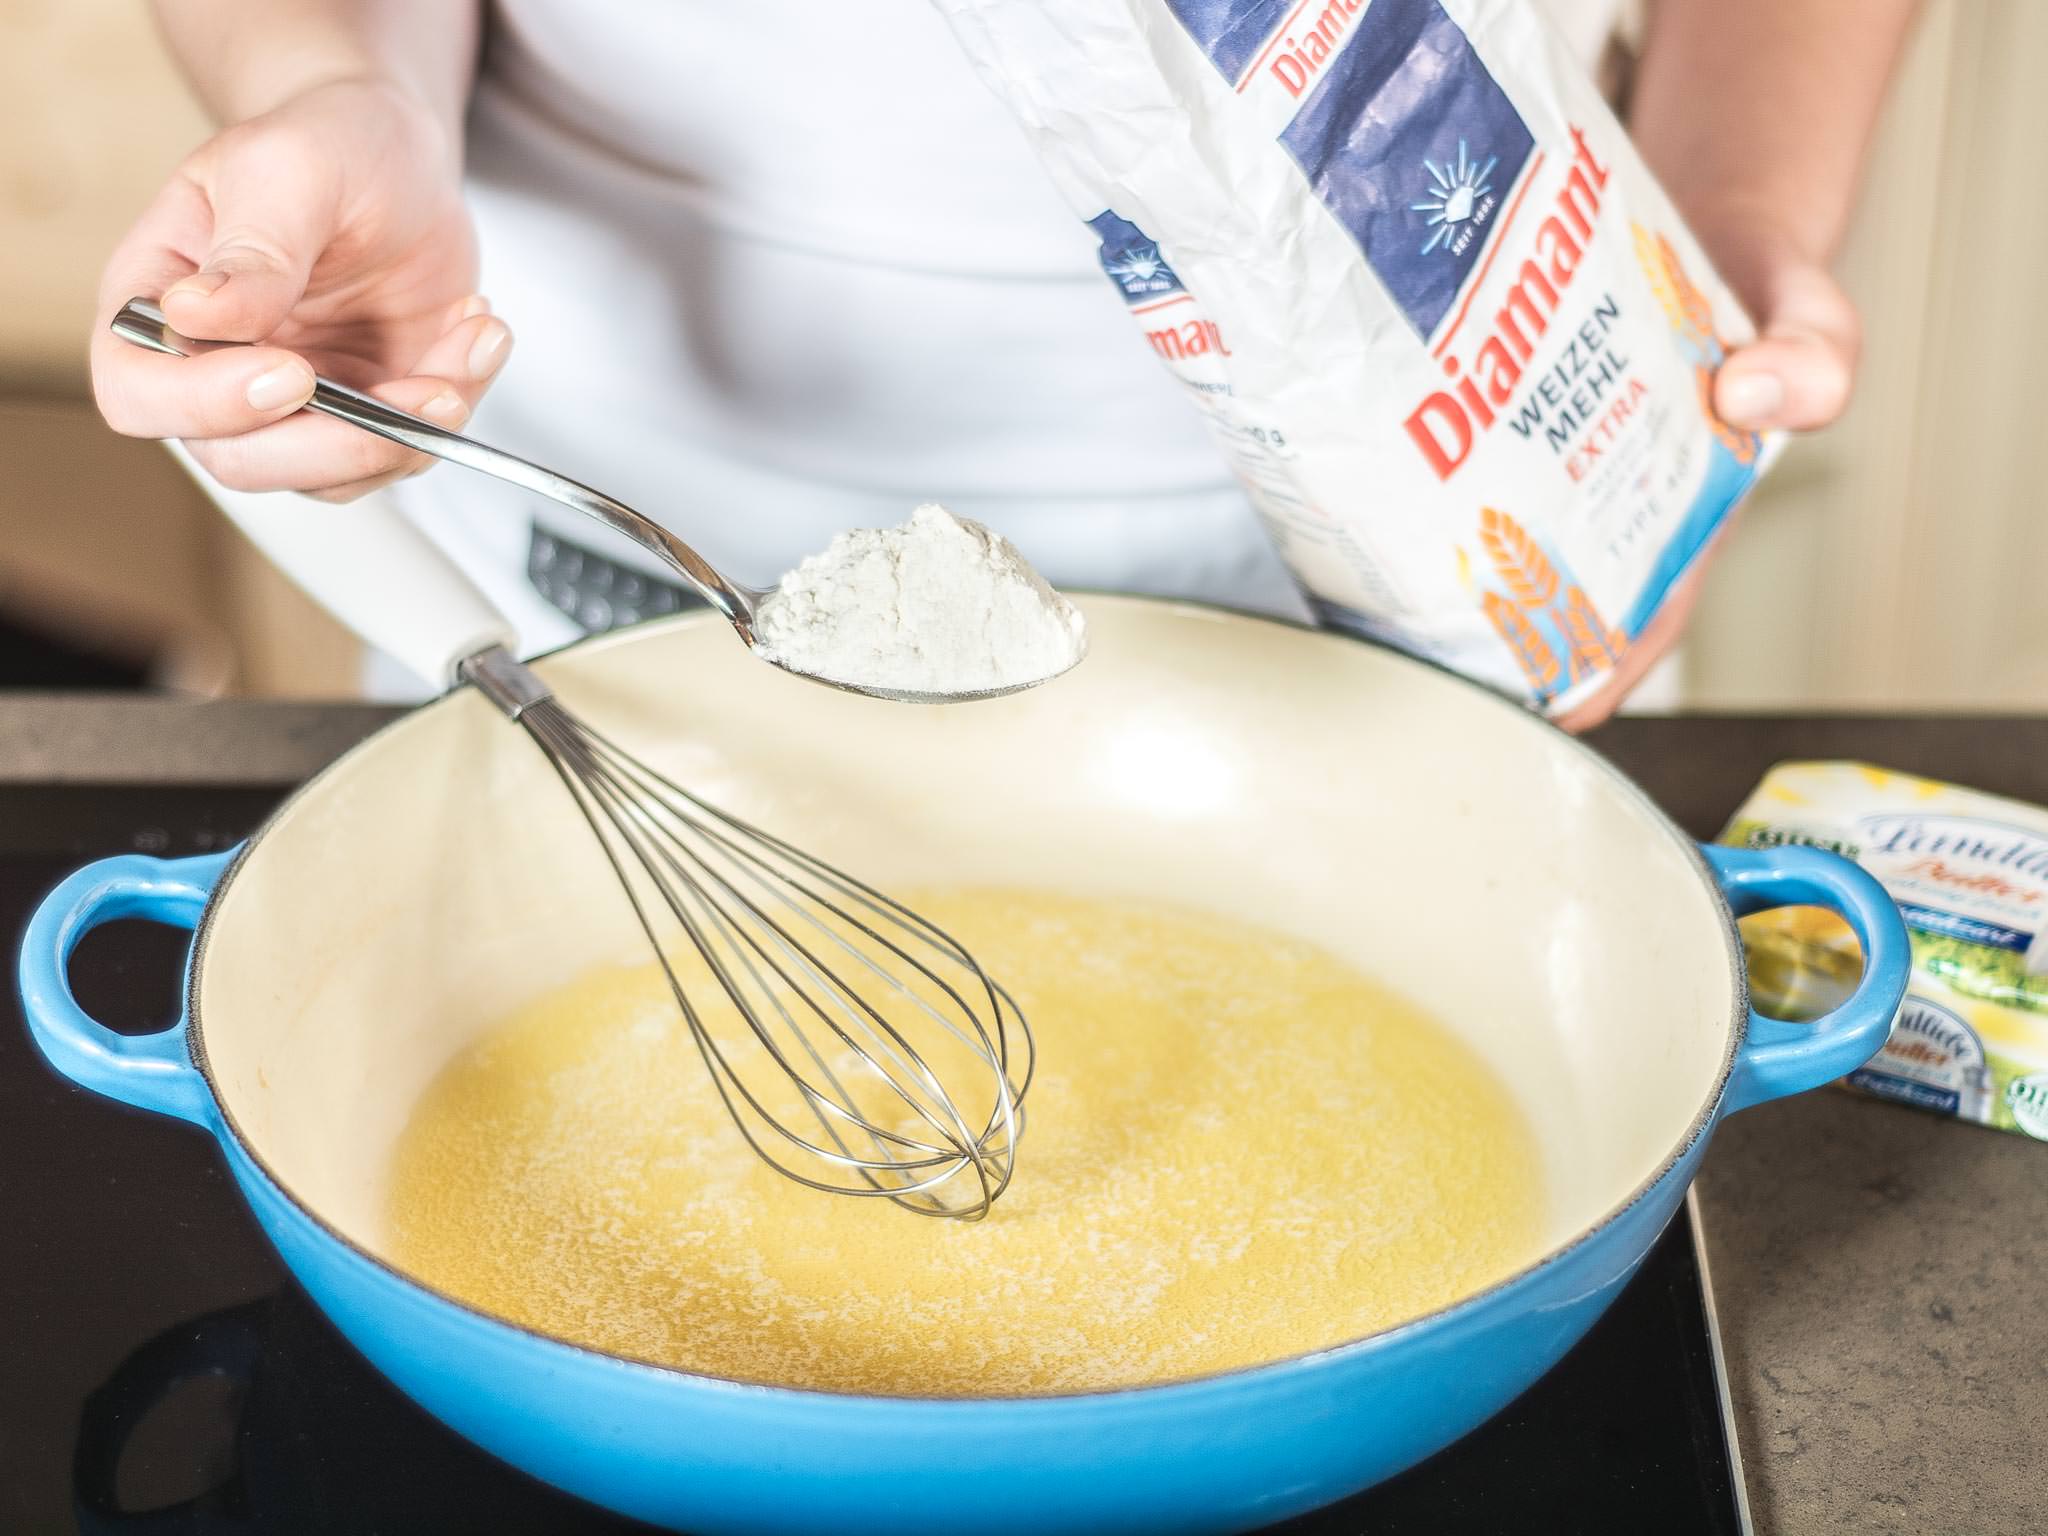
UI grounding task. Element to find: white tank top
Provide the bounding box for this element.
[374,0,1623,690]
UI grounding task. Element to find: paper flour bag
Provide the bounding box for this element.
[934,0,1784,713]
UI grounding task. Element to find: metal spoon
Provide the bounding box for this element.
[111,297,1069,705]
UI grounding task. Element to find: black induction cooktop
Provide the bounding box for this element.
[1,782,1749,1535]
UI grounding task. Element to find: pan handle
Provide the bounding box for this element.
[1704,843,1911,1114]
[17,849,233,1128]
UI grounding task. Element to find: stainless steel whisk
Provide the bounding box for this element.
[465,649,1034,1220]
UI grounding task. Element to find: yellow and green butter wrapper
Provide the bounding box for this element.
[1719,762,2048,1140]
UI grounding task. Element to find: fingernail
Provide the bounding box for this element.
[1719,371,1784,427]
[467,320,511,379]
[459,294,490,321]
[246,359,314,411]
[420,389,468,424]
[164,269,230,303]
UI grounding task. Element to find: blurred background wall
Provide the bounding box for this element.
[1,0,2042,705]
[0,0,358,695]
[1685,0,2048,710]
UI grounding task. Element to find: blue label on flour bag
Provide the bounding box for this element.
[1087,211,1188,303]
[1164,0,1296,84]
[1277,0,1535,339]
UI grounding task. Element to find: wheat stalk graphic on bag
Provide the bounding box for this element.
[1478,507,1559,609]
[1481,590,1560,696]
[1558,586,1626,677]
[1475,508,1625,697]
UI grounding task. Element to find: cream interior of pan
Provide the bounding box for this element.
[192,598,1738,1276]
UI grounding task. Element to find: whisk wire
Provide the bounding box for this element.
[500,686,1030,1219]
[532,710,922,1150]
[533,712,970,1207]
[583,755,973,1149]
[567,718,1029,1127]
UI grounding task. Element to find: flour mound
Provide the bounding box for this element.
[755,504,1086,695]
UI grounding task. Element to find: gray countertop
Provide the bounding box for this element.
[4,696,2041,1534]
[1592,715,2047,1536]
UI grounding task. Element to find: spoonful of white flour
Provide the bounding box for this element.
[753,504,1087,701]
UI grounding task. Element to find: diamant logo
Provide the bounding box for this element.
[1088,210,1186,304]
[1104,244,1175,294]
[1412,138,1498,257]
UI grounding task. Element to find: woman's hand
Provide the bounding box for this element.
[1555,0,1916,731]
[1674,196,1867,438]
[90,77,510,502]
[1556,227,1864,733]
[1627,0,1916,441]
[1711,259,1860,434]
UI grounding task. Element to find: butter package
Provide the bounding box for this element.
[1720,762,2048,1140]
